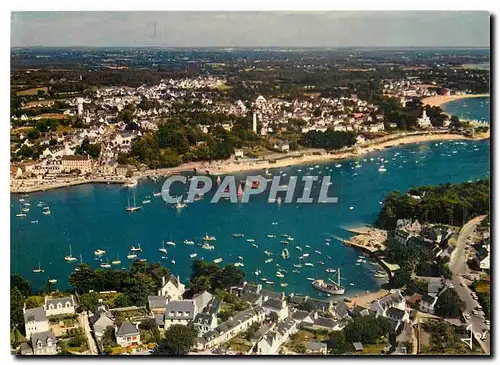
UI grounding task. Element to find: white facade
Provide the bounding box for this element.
[158,275,185,300]
[24,308,50,340]
[44,296,76,317]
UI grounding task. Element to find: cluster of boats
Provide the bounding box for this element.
[15,196,50,220]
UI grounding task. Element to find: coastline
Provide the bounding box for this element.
[421,93,489,108]
[205,132,478,176]
[10,132,487,194]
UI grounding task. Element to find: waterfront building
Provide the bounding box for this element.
[417,109,432,128]
[61,155,93,174]
[369,290,406,317]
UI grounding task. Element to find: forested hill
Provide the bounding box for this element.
[375,178,490,230]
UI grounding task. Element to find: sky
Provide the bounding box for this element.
[11,11,490,48]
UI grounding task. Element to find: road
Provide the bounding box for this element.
[447,215,489,354]
[78,312,99,355]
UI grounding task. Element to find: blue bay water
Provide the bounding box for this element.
[11,139,490,299]
[442,96,490,123]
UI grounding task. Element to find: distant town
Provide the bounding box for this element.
[10,48,489,193]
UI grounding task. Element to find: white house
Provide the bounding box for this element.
[158,274,185,300]
[417,109,432,128]
[44,296,76,317]
[163,300,197,330]
[197,306,266,350]
[256,317,298,355]
[115,321,141,347]
[24,307,50,340]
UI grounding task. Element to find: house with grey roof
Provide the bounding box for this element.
[19,342,33,356]
[350,305,372,317]
[192,313,218,337]
[301,312,343,332]
[91,302,115,343]
[239,282,263,305]
[44,295,75,317]
[428,278,443,297]
[262,292,289,320]
[158,274,185,300]
[115,321,140,347]
[333,301,350,320]
[192,291,213,312]
[163,300,196,329]
[369,290,406,317]
[290,309,313,324]
[255,316,298,355]
[24,307,50,340]
[147,295,168,314]
[31,330,57,355]
[386,307,410,323]
[196,306,266,350]
[306,341,328,354]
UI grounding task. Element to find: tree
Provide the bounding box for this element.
[435,289,464,318]
[27,128,41,140]
[69,264,98,293]
[155,325,197,355]
[11,288,24,331]
[113,293,130,308]
[11,274,31,297]
[102,326,118,351]
[78,292,99,313]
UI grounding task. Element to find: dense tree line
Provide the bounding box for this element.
[185,260,245,298]
[376,179,490,230]
[69,261,169,307]
[300,130,357,150]
[327,315,391,354]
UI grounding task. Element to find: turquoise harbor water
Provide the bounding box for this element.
[11,139,490,299]
[442,96,490,123]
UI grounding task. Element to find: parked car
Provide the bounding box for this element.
[472,310,478,315]
[464,314,471,320]
[485,320,490,326]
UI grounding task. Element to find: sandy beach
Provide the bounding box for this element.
[421,93,489,108]
[347,289,389,309]
[206,132,472,175]
[10,131,485,194]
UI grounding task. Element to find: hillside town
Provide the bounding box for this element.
[10,72,485,193]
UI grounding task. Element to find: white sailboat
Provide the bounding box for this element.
[159,241,168,254]
[64,245,77,262]
[111,254,122,265]
[33,262,44,273]
[126,194,142,212]
[130,244,142,252]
